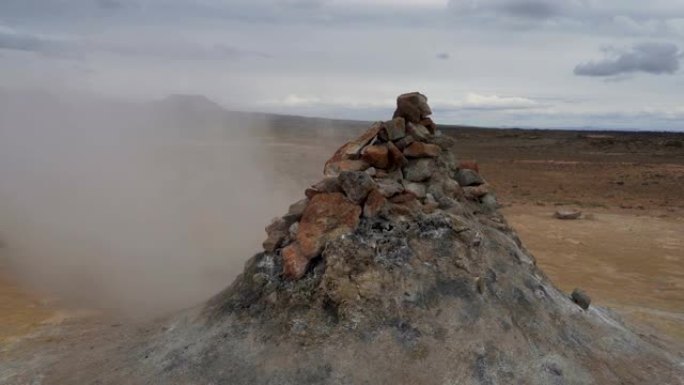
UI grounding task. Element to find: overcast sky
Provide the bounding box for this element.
[1,0,683,130]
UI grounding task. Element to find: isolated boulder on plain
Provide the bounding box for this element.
[571,288,592,310]
[554,210,582,220]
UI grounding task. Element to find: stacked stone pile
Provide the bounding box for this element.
[262,92,496,280]
[97,92,682,385]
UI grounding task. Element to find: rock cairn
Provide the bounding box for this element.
[262,92,495,280]
[110,92,682,385]
[35,93,683,385]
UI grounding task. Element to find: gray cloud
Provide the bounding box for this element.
[574,43,681,77]
[0,24,269,60]
[499,1,561,19]
[447,0,684,38]
[0,0,335,23]
[1,1,684,132]
[447,0,581,21]
[96,0,126,10]
[0,26,65,53]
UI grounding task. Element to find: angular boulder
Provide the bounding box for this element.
[463,184,490,199]
[571,288,592,310]
[403,142,441,158]
[382,117,406,141]
[285,198,308,221]
[323,122,382,176]
[386,141,408,170]
[375,178,405,198]
[403,158,435,182]
[363,189,387,218]
[362,144,390,169]
[456,168,485,187]
[262,217,291,252]
[338,171,377,204]
[282,243,309,280]
[305,178,342,199]
[393,92,432,123]
[394,135,415,150]
[295,192,362,260]
[323,159,370,177]
[402,181,427,199]
[406,122,431,141]
[420,117,437,134]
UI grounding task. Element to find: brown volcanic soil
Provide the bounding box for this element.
[446,127,684,343]
[1,124,683,383]
[447,127,684,214]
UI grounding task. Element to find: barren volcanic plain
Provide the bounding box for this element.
[1,115,683,382]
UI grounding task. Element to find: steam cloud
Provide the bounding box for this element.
[0,90,312,318]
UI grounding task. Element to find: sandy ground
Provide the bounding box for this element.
[1,125,683,381]
[503,205,684,343]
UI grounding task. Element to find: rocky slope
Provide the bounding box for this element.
[47,93,684,384]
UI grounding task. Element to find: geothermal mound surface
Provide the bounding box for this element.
[68,93,683,384]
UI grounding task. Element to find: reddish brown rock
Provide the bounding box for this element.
[393,92,432,123]
[296,193,362,260]
[282,243,309,280]
[387,141,408,169]
[390,192,418,204]
[463,184,490,199]
[422,201,440,214]
[323,159,370,177]
[323,122,382,176]
[305,178,342,199]
[363,189,387,218]
[387,199,422,218]
[362,144,390,169]
[403,142,441,158]
[459,160,480,173]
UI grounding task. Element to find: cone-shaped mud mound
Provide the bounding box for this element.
[70,93,683,384]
